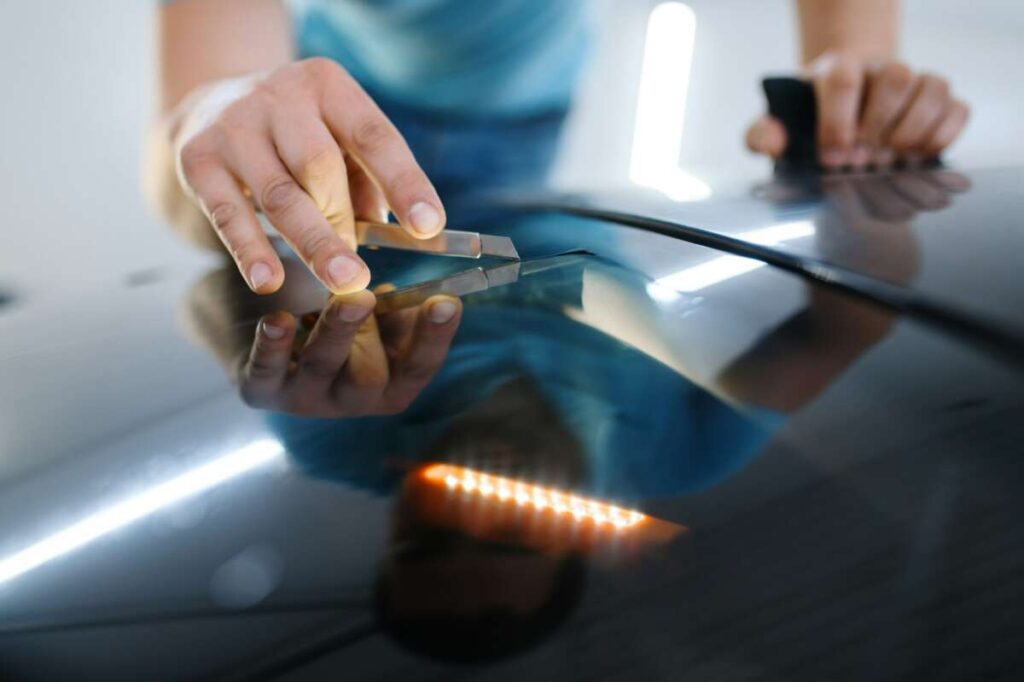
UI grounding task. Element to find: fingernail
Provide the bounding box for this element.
[428,299,457,324]
[261,320,286,340]
[249,262,273,290]
[336,302,371,323]
[820,148,845,168]
[851,144,870,168]
[326,256,363,289]
[408,202,442,235]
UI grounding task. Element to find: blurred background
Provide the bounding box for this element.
[0,0,1021,299]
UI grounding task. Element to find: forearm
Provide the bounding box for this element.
[795,0,899,63]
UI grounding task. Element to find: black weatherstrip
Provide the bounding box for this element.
[510,199,1024,373]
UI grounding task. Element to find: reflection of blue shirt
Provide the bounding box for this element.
[270,304,782,503]
[288,0,590,115]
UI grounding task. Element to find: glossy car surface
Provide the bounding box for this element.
[0,168,1021,680]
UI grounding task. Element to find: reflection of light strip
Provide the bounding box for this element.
[654,220,815,293]
[0,439,285,586]
[422,464,645,529]
[630,2,709,202]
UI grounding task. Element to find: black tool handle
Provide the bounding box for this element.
[762,77,819,174]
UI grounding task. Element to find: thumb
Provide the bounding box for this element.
[745,115,788,159]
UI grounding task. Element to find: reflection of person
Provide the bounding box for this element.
[184,224,904,661]
[146,0,969,298]
[374,379,587,663]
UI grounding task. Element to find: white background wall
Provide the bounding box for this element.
[0,0,1022,299]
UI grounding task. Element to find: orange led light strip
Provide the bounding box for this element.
[422,464,646,529]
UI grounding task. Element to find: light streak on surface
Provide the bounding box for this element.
[422,464,645,529]
[0,439,285,586]
[630,2,709,202]
[653,220,816,293]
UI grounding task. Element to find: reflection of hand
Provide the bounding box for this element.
[816,170,969,285]
[238,291,462,417]
[748,53,969,169]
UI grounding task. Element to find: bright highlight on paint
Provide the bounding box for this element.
[652,220,816,294]
[0,439,285,586]
[422,464,645,529]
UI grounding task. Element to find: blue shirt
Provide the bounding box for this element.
[269,261,784,503]
[288,0,591,115]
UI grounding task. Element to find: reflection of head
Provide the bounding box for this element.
[376,377,588,663]
[375,544,585,663]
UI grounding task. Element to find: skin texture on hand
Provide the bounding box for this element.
[172,61,446,296]
[746,52,969,169]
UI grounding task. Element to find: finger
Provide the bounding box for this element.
[383,296,462,412]
[921,99,969,159]
[811,55,866,168]
[270,111,358,250]
[887,74,951,156]
[290,290,376,396]
[853,178,918,222]
[332,310,390,410]
[347,158,389,222]
[744,115,788,158]
[179,149,284,294]
[376,304,421,361]
[890,174,950,212]
[320,72,445,238]
[225,132,370,294]
[860,62,916,150]
[928,168,972,193]
[239,312,297,407]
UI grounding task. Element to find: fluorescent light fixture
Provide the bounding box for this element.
[0,439,285,586]
[654,220,815,293]
[630,2,710,202]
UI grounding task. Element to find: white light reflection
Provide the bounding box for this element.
[0,439,285,586]
[630,2,710,202]
[653,220,815,294]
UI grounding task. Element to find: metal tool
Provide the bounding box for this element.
[356,220,520,261]
[372,254,586,314]
[374,261,522,313]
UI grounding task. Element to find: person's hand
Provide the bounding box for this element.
[747,52,970,169]
[171,58,446,295]
[237,291,462,417]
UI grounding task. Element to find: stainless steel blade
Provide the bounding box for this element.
[356,220,519,261]
[374,262,522,313]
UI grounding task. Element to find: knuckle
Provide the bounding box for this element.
[350,117,394,155]
[303,56,340,81]
[247,357,282,380]
[301,145,340,182]
[825,58,861,91]
[921,74,950,100]
[260,176,304,215]
[230,240,267,270]
[178,137,216,177]
[384,168,423,198]
[881,62,914,91]
[299,230,334,261]
[207,201,241,233]
[298,357,338,379]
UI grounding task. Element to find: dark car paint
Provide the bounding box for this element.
[0,168,1022,681]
